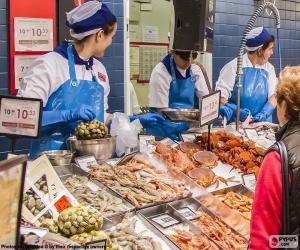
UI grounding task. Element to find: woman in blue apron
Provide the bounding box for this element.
[18,1,164,158]
[215,27,277,124]
[148,50,209,140]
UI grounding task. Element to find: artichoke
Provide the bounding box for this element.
[76,120,109,140]
[57,207,103,237]
[39,218,59,234]
[70,230,114,248]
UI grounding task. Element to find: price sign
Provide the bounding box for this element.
[160,137,178,148]
[242,173,257,191]
[139,135,155,153]
[14,17,53,51]
[150,213,179,228]
[14,55,38,90]
[180,133,196,142]
[54,195,72,213]
[177,207,196,220]
[200,91,221,126]
[75,156,98,172]
[0,96,42,138]
[85,239,106,250]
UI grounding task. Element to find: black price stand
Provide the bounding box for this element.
[0,95,42,154]
[0,154,27,248]
[199,91,221,152]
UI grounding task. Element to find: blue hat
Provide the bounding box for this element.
[66,1,115,40]
[245,27,271,51]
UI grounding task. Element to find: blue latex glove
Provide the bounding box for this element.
[157,120,190,141]
[253,102,275,122]
[220,103,251,123]
[42,104,96,126]
[129,113,165,127]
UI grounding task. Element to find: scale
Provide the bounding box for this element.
[0,95,43,153]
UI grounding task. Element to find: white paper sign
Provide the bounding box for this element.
[244,129,259,140]
[242,173,256,191]
[14,17,53,51]
[142,25,159,42]
[0,97,41,137]
[85,239,106,249]
[160,138,178,148]
[75,156,98,172]
[14,55,38,90]
[151,214,179,228]
[139,135,156,153]
[177,207,196,220]
[200,91,221,126]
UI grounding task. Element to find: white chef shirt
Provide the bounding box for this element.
[215,53,277,100]
[18,52,110,120]
[149,62,209,108]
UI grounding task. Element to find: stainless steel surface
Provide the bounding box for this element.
[67,136,116,161]
[169,197,203,219]
[161,109,200,122]
[41,150,73,166]
[211,184,254,199]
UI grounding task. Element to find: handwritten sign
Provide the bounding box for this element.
[139,135,156,153]
[85,239,106,250]
[14,17,53,51]
[0,96,42,138]
[200,91,221,126]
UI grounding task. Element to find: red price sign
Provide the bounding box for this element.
[54,195,72,213]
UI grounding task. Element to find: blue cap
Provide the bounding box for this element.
[245,27,271,51]
[66,1,115,40]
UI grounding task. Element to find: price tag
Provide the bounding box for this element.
[160,137,178,148]
[177,207,196,220]
[244,129,259,140]
[85,239,106,250]
[180,133,196,142]
[14,17,53,51]
[242,173,257,191]
[0,96,42,138]
[200,91,221,126]
[139,135,156,153]
[54,195,72,213]
[14,55,38,90]
[150,213,179,228]
[75,156,98,172]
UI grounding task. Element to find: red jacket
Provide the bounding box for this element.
[249,151,282,249]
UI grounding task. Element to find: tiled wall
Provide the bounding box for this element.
[213,0,300,85]
[0,0,124,160]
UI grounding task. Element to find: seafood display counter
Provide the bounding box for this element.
[19,128,271,249]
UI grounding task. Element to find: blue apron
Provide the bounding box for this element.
[30,45,104,158]
[168,56,196,109]
[229,67,270,122]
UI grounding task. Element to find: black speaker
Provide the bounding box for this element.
[172,0,215,52]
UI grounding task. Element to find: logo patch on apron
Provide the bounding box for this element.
[98,72,106,82]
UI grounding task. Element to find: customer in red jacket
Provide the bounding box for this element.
[249,66,300,249]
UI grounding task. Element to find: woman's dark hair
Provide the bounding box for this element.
[102,15,117,35]
[248,35,275,54]
[174,50,198,61]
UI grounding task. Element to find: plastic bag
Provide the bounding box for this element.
[110,112,143,156]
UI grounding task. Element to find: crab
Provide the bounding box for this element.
[187,168,228,188]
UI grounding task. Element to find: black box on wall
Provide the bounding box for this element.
[171,0,215,52]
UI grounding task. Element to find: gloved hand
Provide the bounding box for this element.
[42,104,96,127]
[253,102,275,122]
[129,113,165,127]
[157,120,190,141]
[220,103,251,123]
